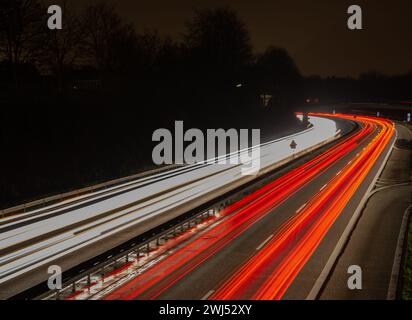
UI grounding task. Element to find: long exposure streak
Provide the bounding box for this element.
[72,114,394,301]
[212,115,394,300]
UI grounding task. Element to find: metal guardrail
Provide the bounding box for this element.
[0,165,180,219]
[37,202,228,300]
[1,122,322,219]
[36,129,344,300]
[0,121,322,219]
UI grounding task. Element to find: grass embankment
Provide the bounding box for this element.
[403,214,412,300]
[401,122,412,299]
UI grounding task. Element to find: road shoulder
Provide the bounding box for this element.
[319,123,412,300]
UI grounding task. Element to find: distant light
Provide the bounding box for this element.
[236,83,243,88]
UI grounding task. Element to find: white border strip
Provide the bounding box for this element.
[387,204,411,300]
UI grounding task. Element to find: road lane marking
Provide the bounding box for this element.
[256,234,274,251]
[201,290,215,300]
[296,203,307,214]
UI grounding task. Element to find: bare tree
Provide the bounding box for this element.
[184,7,253,77]
[255,46,302,110]
[0,0,44,90]
[42,0,83,93]
[82,1,138,73]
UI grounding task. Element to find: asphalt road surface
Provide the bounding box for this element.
[89,114,396,300]
[0,115,339,299]
[319,123,412,300]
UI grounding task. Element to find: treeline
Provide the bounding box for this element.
[304,72,412,103]
[0,1,303,125]
[0,1,304,208]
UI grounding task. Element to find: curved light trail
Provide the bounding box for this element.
[0,116,338,292]
[99,114,393,300]
[212,115,394,300]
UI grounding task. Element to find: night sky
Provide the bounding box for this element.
[74,0,411,77]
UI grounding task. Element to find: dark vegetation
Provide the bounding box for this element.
[0,0,411,208]
[303,72,412,104]
[403,214,412,300]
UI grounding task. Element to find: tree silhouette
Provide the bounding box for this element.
[0,0,44,91]
[184,7,252,86]
[255,46,302,110]
[42,0,84,93]
[82,1,138,75]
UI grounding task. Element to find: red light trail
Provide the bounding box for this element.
[71,114,394,300]
[212,115,394,300]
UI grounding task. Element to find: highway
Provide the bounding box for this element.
[0,115,339,299]
[68,114,394,300]
[319,123,411,300]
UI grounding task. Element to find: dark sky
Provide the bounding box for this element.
[75,0,412,77]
